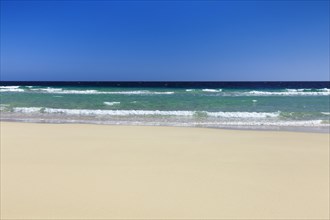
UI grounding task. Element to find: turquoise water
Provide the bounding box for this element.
[1,85,329,132]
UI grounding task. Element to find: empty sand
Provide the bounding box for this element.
[1,122,329,219]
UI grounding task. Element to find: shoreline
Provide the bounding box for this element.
[1,121,329,219]
[1,118,329,134]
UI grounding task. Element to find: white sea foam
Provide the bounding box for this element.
[244,89,330,96]
[202,89,222,92]
[28,87,174,95]
[0,86,25,92]
[31,87,63,92]
[2,85,329,96]
[104,102,120,106]
[0,86,20,89]
[319,88,330,92]
[8,107,329,128]
[14,107,42,113]
[12,107,280,118]
[192,120,326,127]
[321,112,330,115]
[0,104,10,111]
[106,91,175,95]
[207,111,279,118]
[42,108,194,116]
[285,89,307,92]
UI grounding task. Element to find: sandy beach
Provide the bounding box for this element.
[0,122,329,219]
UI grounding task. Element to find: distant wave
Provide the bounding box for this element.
[0,86,25,92]
[31,88,63,93]
[1,86,330,96]
[242,88,330,96]
[202,89,222,92]
[104,101,120,106]
[29,87,175,95]
[0,87,174,95]
[189,88,330,96]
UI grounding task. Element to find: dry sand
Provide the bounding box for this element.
[1,122,329,219]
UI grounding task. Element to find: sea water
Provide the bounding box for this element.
[0,82,329,132]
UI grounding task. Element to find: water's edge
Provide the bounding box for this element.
[1,118,329,134]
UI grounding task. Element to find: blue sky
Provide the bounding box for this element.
[1,0,329,81]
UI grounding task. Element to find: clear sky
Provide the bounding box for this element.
[1,0,329,81]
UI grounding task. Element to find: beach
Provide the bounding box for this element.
[1,122,329,219]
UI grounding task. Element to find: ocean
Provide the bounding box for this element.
[1,81,329,132]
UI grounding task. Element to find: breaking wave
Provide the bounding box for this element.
[202,89,222,92]
[104,102,120,106]
[3,107,328,128]
[29,88,175,95]
[12,107,280,118]
[0,86,25,92]
[1,86,329,96]
[243,88,330,96]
